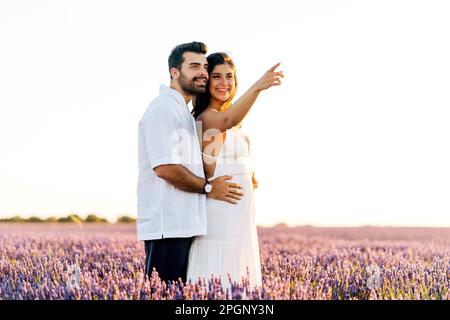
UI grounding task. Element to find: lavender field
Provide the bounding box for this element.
[0,223,449,300]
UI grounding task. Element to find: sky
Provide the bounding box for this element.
[1,0,449,227]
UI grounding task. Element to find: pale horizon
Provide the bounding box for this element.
[1,0,450,228]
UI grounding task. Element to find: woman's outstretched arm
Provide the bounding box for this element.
[200,63,284,132]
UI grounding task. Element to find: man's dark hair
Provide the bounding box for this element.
[168,41,208,78]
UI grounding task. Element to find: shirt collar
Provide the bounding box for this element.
[159,84,186,106]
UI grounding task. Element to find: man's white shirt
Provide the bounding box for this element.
[137,84,207,240]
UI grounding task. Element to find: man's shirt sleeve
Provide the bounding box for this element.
[142,105,182,169]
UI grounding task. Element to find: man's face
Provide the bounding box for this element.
[174,52,209,95]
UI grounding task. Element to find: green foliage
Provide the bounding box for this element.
[116,215,136,223]
[0,213,121,224]
[85,214,108,223]
[57,214,83,223]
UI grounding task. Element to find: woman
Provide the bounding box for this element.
[186,52,283,292]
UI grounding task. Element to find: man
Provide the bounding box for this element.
[137,41,243,284]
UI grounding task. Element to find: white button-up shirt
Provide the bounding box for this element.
[137,84,207,240]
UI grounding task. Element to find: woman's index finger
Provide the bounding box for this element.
[268,62,281,72]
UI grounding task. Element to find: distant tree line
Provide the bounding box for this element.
[0,214,136,223]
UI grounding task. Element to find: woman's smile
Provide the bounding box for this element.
[216,88,230,94]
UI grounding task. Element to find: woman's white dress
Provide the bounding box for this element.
[186,126,262,291]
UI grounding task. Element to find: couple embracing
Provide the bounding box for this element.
[137,41,283,291]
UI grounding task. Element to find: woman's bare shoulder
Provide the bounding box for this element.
[197,108,228,132]
[197,108,220,123]
[201,108,220,117]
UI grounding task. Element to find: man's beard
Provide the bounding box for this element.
[178,73,207,95]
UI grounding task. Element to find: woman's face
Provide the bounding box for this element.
[208,63,236,103]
